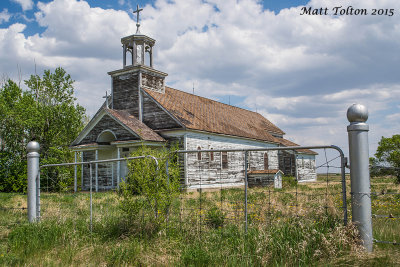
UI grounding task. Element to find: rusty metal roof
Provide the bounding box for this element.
[144,87,285,143]
[106,109,165,142]
[276,138,318,155]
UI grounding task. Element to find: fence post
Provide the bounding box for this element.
[27,141,40,223]
[347,104,373,252]
[74,152,77,192]
[244,150,248,233]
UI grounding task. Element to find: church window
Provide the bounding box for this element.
[197,146,202,160]
[210,148,214,161]
[264,153,269,170]
[222,151,228,169]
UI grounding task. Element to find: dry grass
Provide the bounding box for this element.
[1,176,400,266]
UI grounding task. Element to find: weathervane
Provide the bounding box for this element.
[133,4,143,34]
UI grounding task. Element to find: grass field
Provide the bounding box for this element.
[0,176,399,266]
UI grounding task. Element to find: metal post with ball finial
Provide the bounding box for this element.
[347,104,373,252]
[27,141,40,222]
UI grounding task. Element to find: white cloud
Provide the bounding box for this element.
[0,9,11,24]
[12,0,34,11]
[1,0,400,158]
[386,113,400,121]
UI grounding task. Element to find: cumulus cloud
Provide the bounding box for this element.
[0,9,11,24]
[12,0,34,11]
[0,0,399,158]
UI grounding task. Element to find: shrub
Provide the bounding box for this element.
[282,176,297,187]
[206,206,225,229]
[119,143,181,225]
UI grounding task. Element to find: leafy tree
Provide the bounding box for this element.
[119,144,181,225]
[0,68,86,192]
[373,135,400,183]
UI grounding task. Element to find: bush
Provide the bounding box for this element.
[206,206,225,229]
[119,143,181,225]
[282,176,297,187]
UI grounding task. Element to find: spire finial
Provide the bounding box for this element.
[133,4,143,34]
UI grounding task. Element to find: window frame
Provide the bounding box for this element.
[197,146,202,160]
[264,152,269,170]
[221,151,228,169]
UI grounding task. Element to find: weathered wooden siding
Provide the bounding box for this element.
[160,135,185,185]
[248,174,275,187]
[82,151,94,190]
[112,72,139,116]
[278,151,296,176]
[184,132,279,189]
[142,93,182,130]
[141,72,165,93]
[80,115,138,145]
[296,154,317,181]
[81,150,118,191]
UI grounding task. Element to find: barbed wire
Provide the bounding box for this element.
[374,239,400,245]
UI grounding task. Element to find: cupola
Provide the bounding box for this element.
[122,5,155,68]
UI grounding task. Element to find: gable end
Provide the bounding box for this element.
[79,114,139,145]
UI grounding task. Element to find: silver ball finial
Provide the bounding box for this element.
[347,103,368,123]
[27,141,40,153]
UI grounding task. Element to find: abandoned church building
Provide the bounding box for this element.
[70,10,317,190]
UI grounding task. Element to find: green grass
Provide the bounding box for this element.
[0,177,399,266]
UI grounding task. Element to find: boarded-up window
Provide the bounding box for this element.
[210,148,214,161]
[197,146,202,160]
[264,153,269,170]
[222,151,228,169]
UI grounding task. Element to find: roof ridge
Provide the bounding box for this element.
[165,86,264,117]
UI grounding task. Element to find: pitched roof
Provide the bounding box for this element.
[144,87,284,143]
[276,138,318,155]
[106,109,165,142]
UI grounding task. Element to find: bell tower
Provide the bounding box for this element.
[122,5,155,68]
[122,34,155,68]
[108,5,167,121]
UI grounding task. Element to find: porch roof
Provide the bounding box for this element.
[107,109,166,142]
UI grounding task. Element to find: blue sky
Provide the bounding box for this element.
[1,0,399,162]
[1,0,309,35]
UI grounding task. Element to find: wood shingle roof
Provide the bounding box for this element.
[275,137,318,155]
[144,87,285,143]
[107,109,165,142]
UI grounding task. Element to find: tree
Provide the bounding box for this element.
[0,67,86,192]
[373,135,400,183]
[119,144,181,226]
